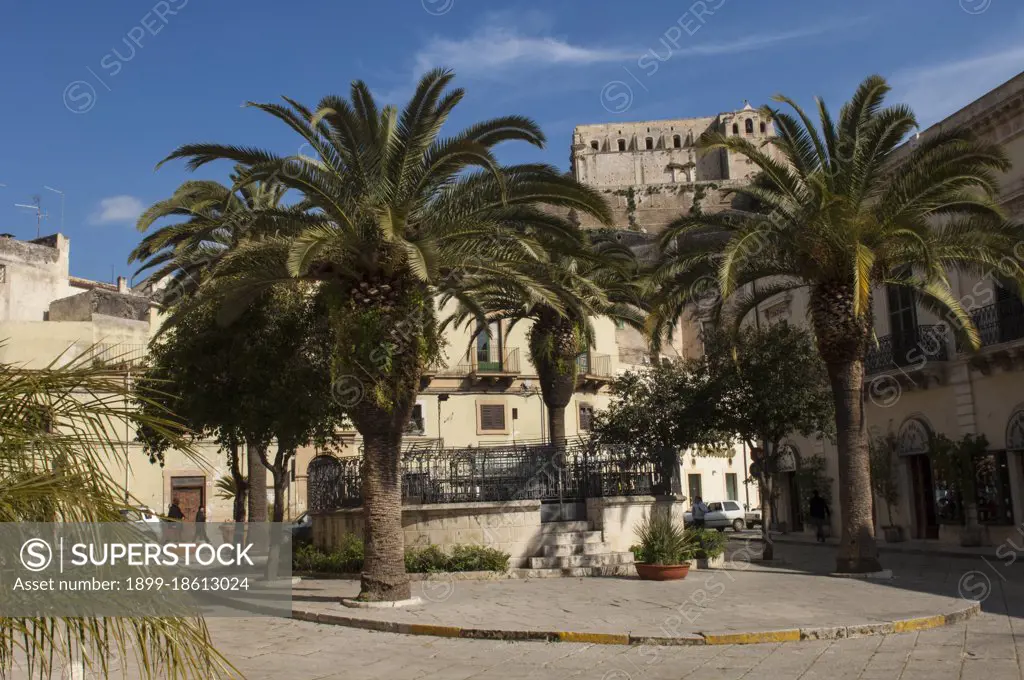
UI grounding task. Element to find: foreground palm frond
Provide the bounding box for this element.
[0,349,236,678]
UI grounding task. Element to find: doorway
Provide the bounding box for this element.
[171,476,205,533]
[907,455,938,539]
[783,471,804,532]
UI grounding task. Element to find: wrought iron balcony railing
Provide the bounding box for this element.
[576,352,613,379]
[461,346,520,375]
[958,299,1024,351]
[865,325,949,375]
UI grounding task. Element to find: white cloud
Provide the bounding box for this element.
[413,28,632,78]
[891,46,1024,128]
[88,195,144,226]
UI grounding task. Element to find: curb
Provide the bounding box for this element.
[290,601,979,646]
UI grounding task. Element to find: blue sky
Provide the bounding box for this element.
[0,0,1021,282]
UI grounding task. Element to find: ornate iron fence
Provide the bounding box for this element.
[865,325,949,374]
[307,441,675,512]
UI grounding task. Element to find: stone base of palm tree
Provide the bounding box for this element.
[341,596,424,609]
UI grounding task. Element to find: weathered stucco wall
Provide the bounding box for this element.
[313,500,544,567]
[585,496,687,553]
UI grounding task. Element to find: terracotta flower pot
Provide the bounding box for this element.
[635,562,690,581]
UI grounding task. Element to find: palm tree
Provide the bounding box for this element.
[650,75,1019,573]
[0,350,235,678]
[129,172,291,306]
[146,69,611,600]
[130,175,298,524]
[445,234,645,442]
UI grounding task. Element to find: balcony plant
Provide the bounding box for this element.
[869,431,904,542]
[631,513,696,580]
[686,527,728,568]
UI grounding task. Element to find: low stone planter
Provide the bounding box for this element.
[693,554,725,569]
[883,526,905,543]
[635,563,690,581]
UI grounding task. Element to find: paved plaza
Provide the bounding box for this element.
[12,541,1024,679]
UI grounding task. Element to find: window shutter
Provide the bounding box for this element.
[479,404,505,431]
[579,404,593,432]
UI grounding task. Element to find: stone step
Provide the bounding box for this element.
[539,521,591,534]
[537,531,604,546]
[542,542,612,557]
[529,552,635,569]
[511,564,637,579]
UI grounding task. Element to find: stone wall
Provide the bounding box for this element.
[585,495,687,553]
[313,500,544,568]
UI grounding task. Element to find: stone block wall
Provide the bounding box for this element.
[313,500,544,568]
[586,495,687,553]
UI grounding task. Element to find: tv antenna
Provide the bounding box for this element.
[44,186,65,230]
[14,195,48,238]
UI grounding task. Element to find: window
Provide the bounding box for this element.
[745,119,754,135]
[476,321,502,371]
[479,404,506,431]
[725,473,739,501]
[578,403,594,432]
[707,502,723,512]
[591,141,599,150]
[887,268,919,367]
[0,264,6,283]
[687,474,702,501]
[405,404,425,435]
[617,139,626,151]
[672,135,681,149]
[760,121,766,134]
[732,123,739,135]
[645,137,654,150]
[614,319,625,330]
[724,501,741,511]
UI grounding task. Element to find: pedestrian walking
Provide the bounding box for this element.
[195,506,209,543]
[691,496,709,530]
[809,490,830,543]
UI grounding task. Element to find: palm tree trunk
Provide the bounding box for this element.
[246,440,268,523]
[548,406,567,443]
[827,359,882,573]
[360,429,410,601]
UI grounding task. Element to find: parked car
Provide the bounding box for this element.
[684,500,747,532]
[119,507,167,537]
[745,507,763,529]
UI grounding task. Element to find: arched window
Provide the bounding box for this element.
[745,119,754,134]
[760,122,767,134]
[645,137,654,150]
[732,123,739,135]
[591,141,599,150]
[897,418,931,455]
[1007,410,1024,450]
[686,132,693,146]
[617,139,626,151]
[672,135,681,149]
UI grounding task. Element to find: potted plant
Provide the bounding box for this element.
[686,528,728,568]
[631,513,696,580]
[869,431,904,542]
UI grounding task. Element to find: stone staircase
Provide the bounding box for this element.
[523,520,635,577]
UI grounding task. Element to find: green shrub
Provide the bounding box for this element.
[685,528,728,560]
[292,536,510,574]
[633,513,696,565]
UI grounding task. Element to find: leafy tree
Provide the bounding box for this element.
[649,75,1019,572]
[698,324,834,558]
[868,430,901,528]
[138,287,343,522]
[0,353,235,677]
[447,235,645,443]
[146,69,610,600]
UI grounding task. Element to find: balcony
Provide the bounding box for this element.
[865,325,949,375]
[464,346,520,378]
[576,352,613,386]
[960,299,1024,350]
